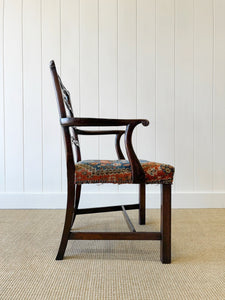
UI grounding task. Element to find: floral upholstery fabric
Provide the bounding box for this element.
[75,160,174,184]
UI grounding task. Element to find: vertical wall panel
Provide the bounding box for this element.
[99,0,117,158]
[42,0,61,191]
[175,0,194,191]
[118,0,137,193]
[4,0,23,191]
[137,0,156,161]
[79,0,99,120]
[118,0,137,119]
[0,0,4,191]
[23,0,42,191]
[99,0,118,193]
[80,0,99,193]
[194,0,213,191]
[61,0,80,191]
[214,0,225,191]
[137,0,157,194]
[156,0,175,165]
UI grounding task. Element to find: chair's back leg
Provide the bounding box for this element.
[160,184,171,264]
[139,183,146,225]
[56,181,75,260]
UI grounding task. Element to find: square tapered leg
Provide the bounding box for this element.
[139,184,146,225]
[160,184,171,264]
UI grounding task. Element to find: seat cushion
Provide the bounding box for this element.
[75,160,174,184]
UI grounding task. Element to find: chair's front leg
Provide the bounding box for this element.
[139,183,146,225]
[71,184,82,228]
[56,180,75,260]
[160,184,171,264]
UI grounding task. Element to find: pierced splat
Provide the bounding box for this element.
[57,74,81,158]
[58,75,74,117]
[71,135,80,147]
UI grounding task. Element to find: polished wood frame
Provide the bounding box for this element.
[50,60,172,264]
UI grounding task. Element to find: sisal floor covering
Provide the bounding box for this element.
[0,209,224,299]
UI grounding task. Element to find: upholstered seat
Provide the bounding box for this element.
[75,160,174,184]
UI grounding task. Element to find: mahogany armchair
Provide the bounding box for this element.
[50,60,174,263]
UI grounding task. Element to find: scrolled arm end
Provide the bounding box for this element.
[141,119,149,127]
[131,119,149,127]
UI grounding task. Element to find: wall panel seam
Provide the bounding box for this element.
[135,0,138,152]
[116,0,118,120]
[173,0,176,172]
[59,0,62,192]
[97,0,100,162]
[193,0,196,191]
[21,0,25,191]
[212,0,215,192]
[155,0,157,162]
[2,0,6,191]
[40,0,43,192]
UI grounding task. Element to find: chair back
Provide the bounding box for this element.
[50,60,81,165]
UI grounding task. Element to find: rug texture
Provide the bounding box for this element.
[0,209,224,299]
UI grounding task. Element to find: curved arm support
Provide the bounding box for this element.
[115,132,125,160]
[125,123,146,183]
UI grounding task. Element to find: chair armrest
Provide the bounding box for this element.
[61,117,149,182]
[60,117,149,127]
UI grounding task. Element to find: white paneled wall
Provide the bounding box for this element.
[175,0,194,192]
[0,0,225,208]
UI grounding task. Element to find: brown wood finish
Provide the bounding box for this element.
[115,132,125,159]
[160,184,171,264]
[71,184,82,227]
[125,124,146,183]
[139,183,146,225]
[69,232,161,240]
[60,117,149,127]
[50,60,172,264]
[77,204,139,215]
[56,169,75,260]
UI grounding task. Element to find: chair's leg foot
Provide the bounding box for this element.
[139,183,146,225]
[56,209,74,260]
[56,253,64,260]
[56,183,75,261]
[160,184,171,264]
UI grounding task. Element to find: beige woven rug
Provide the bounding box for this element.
[0,209,224,299]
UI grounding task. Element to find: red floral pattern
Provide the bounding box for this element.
[75,160,174,184]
